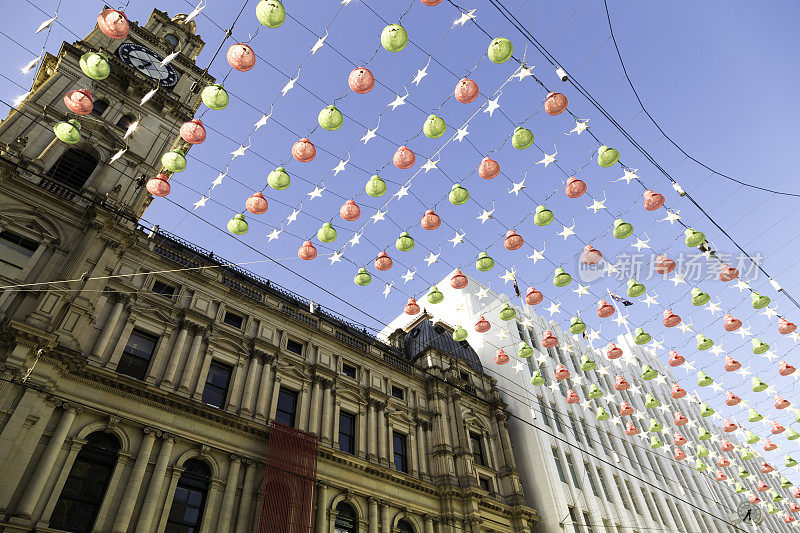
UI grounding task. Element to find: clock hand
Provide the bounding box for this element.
[744,509,751,521]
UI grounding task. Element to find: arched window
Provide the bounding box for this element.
[116,114,136,131]
[164,33,180,49]
[50,432,120,533]
[47,149,98,190]
[166,459,211,533]
[91,99,109,117]
[396,519,414,533]
[334,502,357,533]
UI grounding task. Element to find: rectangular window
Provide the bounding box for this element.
[201,361,232,408]
[275,388,298,427]
[286,339,303,355]
[538,396,550,427]
[568,506,579,533]
[393,432,407,473]
[551,403,563,433]
[342,363,357,379]
[585,461,600,498]
[580,418,594,449]
[117,330,158,380]
[338,411,355,454]
[596,467,612,502]
[223,311,244,329]
[565,452,581,489]
[552,448,567,483]
[151,280,176,297]
[391,385,405,400]
[625,480,641,514]
[569,414,583,445]
[460,371,470,382]
[479,476,491,493]
[613,476,630,510]
[0,230,38,278]
[583,512,594,533]
[470,432,484,466]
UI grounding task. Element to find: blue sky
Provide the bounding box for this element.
[5,0,800,485]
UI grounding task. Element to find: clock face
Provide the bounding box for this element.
[116,42,179,87]
[737,501,762,524]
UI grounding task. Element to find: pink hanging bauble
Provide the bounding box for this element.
[597,299,614,318]
[63,89,93,115]
[606,343,623,360]
[725,391,740,405]
[227,43,256,72]
[614,376,629,391]
[719,264,739,282]
[762,462,774,473]
[723,314,742,331]
[772,422,785,434]
[663,309,681,327]
[642,190,665,211]
[779,318,797,334]
[764,438,779,450]
[564,176,587,198]
[715,471,727,482]
[786,514,796,524]
[721,439,734,452]
[794,487,800,498]
[245,192,268,214]
[146,174,171,197]
[718,457,731,468]
[655,254,676,274]
[525,287,543,305]
[790,501,800,512]
[544,92,568,115]
[674,433,687,446]
[450,270,468,289]
[180,119,207,145]
[474,315,491,333]
[554,364,569,380]
[348,67,375,94]
[420,0,444,5]
[581,245,602,265]
[374,251,393,271]
[454,78,479,104]
[340,200,361,221]
[504,230,524,251]
[292,138,316,162]
[779,360,796,376]
[565,389,579,404]
[478,157,500,179]
[672,384,687,399]
[724,419,738,432]
[495,349,509,365]
[750,494,761,504]
[298,241,317,260]
[674,450,686,461]
[674,412,688,425]
[542,331,558,348]
[393,146,416,169]
[625,422,639,436]
[97,8,129,39]
[668,350,684,367]
[420,209,441,230]
[724,355,741,372]
[776,396,790,410]
[619,401,633,416]
[404,298,421,315]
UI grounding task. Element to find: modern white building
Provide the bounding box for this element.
[383,272,798,532]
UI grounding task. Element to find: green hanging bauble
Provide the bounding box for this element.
[772,491,784,503]
[227,214,249,235]
[695,460,707,472]
[745,430,759,444]
[740,448,754,461]
[256,0,286,28]
[648,418,662,432]
[423,114,446,139]
[751,338,769,354]
[612,218,634,239]
[427,287,444,304]
[691,288,710,306]
[533,205,554,226]
[595,407,609,421]
[588,384,602,399]
[696,334,713,350]
[511,126,534,149]
[738,467,749,478]
[733,482,744,493]
[684,228,705,247]
[748,409,763,422]
[644,394,659,408]
[787,456,798,468]
[53,119,81,144]
[318,105,344,131]
[788,429,800,441]
[580,354,595,371]
[696,444,710,456]
[475,252,495,272]
[641,365,657,380]
[518,342,533,358]
[633,327,651,345]
[627,279,646,298]
[498,303,516,321]
[569,316,586,335]
[752,377,767,392]
[381,23,408,52]
[317,222,337,243]
[767,504,779,515]
[354,267,372,286]
[268,167,291,190]
[448,183,469,205]
[487,37,513,63]
[161,149,187,172]
[395,231,415,252]
[552,267,572,287]
[700,402,714,417]
[648,436,662,449]
[79,51,110,80]
[365,175,387,197]
[597,146,620,167]
[530,370,545,386]
[781,477,793,489]
[697,371,713,387]
[452,325,468,342]
[201,84,229,110]
[751,292,770,309]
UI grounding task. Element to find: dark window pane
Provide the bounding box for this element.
[91,99,109,117]
[338,412,355,454]
[470,432,484,466]
[286,339,303,355]
[166,459,209,532]
[274,388,298,427]
[202,362,231,409]
[342,364,356,379]
[223,311,243,328]
[0,230,38,278]
[47,149,99,190]
[391,386,404,400]
[117,330,158,380]
[393,432,407,473]
[152,280,176,297]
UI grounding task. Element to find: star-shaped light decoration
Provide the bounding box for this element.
[653,374,668,387]
[661,210,681,225]
[669,272,687,286]
[676,321,693,334]
[535,353,548,365]
[596,365,610,376]
[286,209,300,224]
[424,251,440,266]
[453,9,476,27]
[622,352,638,367]
[568,120,589,135]
[370,210,386,223]
[682,360,696,372]
[761,306,779,319]
[537,150,557,167]
[310,31,328,54]
[476,286,489,300]
[266,228,281,242]
[193,196,208,209]
[331,156,349,176]
[735,325,752,339]
[733,279,750,292]
[307,185,325,200]
[281,75,298,96]
[616,169,639,184]
[512,360,525,374]
[709,344,725,356]
[546,300,562,316]
[449,232,465,247]
[230,144,249,159]
[528,246,545,263]
[586,329,601,343]
[586,197,607,213]
[710,382,724,393]
[514,63,534,81]
[21,56,41,75]
[348,231,362,247]
[388,91,408,110]
[508,178,526,196]
[790,331,800,343]
[558,224,576,240]
[570,374,584,386]
[547,381,560,395]
[35,14,57,34]
[705,301,722,315]
[393,185,410,201]
[642,293,659,308]
[496,329,509,340]
[483,95,501,117]
[612,314,628,327]
[454,125,469,142]
[401,269,415,283]
[412,62,429,86]
[763,350,779,362]
[253,112,271,130]
[500,269,517,284]
[573,284,589,297]
[210,172,227,189]
[383,283,393,298]
[328,250,343,264]
[361,127,378,144]
[477,207,494,224]
[649,338,665,352]
[580,399,592,410]
[422,159,438,173]
[632,237,651,251]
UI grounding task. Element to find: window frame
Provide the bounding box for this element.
[165,459,211,533]
[469,431,485,467]
[274,387,299,427]
[0,230,39,279]
[392,432,408,473]
[341,362,357,380]
[201,361,232,409]
[338,410,356,455]
[47,148,99,190]
[565,451,581,489]
[91,99,109,117]
[116,329,159,381]
[552,447,567,483]
[151,279,176,298]
[286,338,304,355]
[222,310,244,329]
[391,385,405,400]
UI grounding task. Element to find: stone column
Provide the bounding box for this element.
[409,428,419,477]
[268,376,283,421]
[377,402,387,465]
[91,295,125,362]
[15,406,78,518]
[416,422,428,478]
[160,321,189,387]
[368,497,378,533]
[307,377,322,436]
[192,348,215,402]
[380,501,391,533]
[145,329,173,385]
[134,435,176,533]
[315,482,328,533]
[495,413,516,469]
[155,465,184,532]
[199,478,223,533]
[367,400,377,462]
[38,437,88,527]
[225,357,247,412]
[297,382,311,432]
[105,315,136,369]
[451,393,468,451]
[233,460,256,533]
[357,403,367,459]
[239,356,261,416]
[254,355,273,421]
[112,428,158,533]
[320,380,333,444]
[177,326,205,394]
[435,393,453,448]
[332,401,341,449]
[91,449,130,532]
[216,455,241,531]
[424,515,435,533]
[387,419,395,469]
